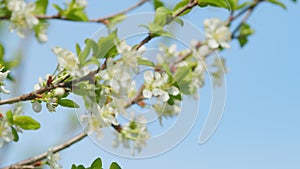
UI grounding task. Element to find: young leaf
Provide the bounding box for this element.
[198,0,231,10]
[109,162,121,169]
[267,0,287,9]
[71,164,86,169]
[138,58,156,67]
[174,66,193,94]
[58,99,80,108]
[75,43,81,56]
[173,0,192,16]
[238,23,255,47]
[11,127,19,142]
[6,110,13,124]
[13,116,41,130]
[96,29,119,58]
[35,0,48,15]
[64,9,89,21]
[0,43,4,59]
[91,158,102,169]
[154,0,164,10]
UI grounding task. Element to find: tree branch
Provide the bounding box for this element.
[134,0,199,50]
[3,132,87,169]
[0,0,150,25]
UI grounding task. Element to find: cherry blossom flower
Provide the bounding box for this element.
[7,0,39,38]
[204,18,231,49]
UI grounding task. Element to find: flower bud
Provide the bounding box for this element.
[53,87,65,97]
[32,101,42,113]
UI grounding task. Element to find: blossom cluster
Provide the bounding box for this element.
[6,0,47,42]
[0,107,23,148]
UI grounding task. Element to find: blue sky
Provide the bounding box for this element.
[1,0,300,168]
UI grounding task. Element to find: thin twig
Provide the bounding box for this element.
[1,0,150,25]
[90,0,150,23]
[3,132,87,169]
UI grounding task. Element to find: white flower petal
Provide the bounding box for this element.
[168,86,180,96]
[144,71,153,84]
[143,89,152,98]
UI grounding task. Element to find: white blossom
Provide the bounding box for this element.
[99,41,146,95]
[52,47,88,77]
[47,150,62,169]
[7,0,39,38]
[113,116,150,155]
[81,104,119,140]
[204,18,231,49]
[0,118,14,148]
[142,71,178,102]
[0,69,10,94]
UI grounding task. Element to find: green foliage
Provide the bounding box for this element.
[71,158,121,169]
[5,110,13,124]
[267,0,287,9]
[198,0,231,10]
[13,115,41,130]
[11,126,19,142]
[58,99,80,108]
[137,58,156,67]
[141,7,176,37]
[173,0,192,16]
[52,0,88,21]
[173,66,193,94]
[35,0,49,15]
[153,0,164,10]
[228,0,251,10]
[107,14,126,29]
[90,158,102,169]
[237,23,255,47]
[109,162,121,169]
[97,29,119,59]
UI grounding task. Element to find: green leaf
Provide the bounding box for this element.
[138,58,156,67]
[161,63,171,75]
[35,0,48,15]
[91,158,102,169]
[154,0,164,10]
[109,162,121,169]
[11,127,19,142]
[0,43,4,59]
[107,14,126,29]
[97,29,119,58]
[154,7,172,26]
[237,23,255,47]
[174,18,184,27]
[174,66,192,94]
[267,0,287,9]
[13,116,41,130]
[52,4,63,13]
[75,43,81,56]
[71,164,86,169]
[58,99,80,108]
[173,0,192,16]
[6,110,13,124]
[79,39,98,64]
[198,0,231,10]
[64,9,89,21]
